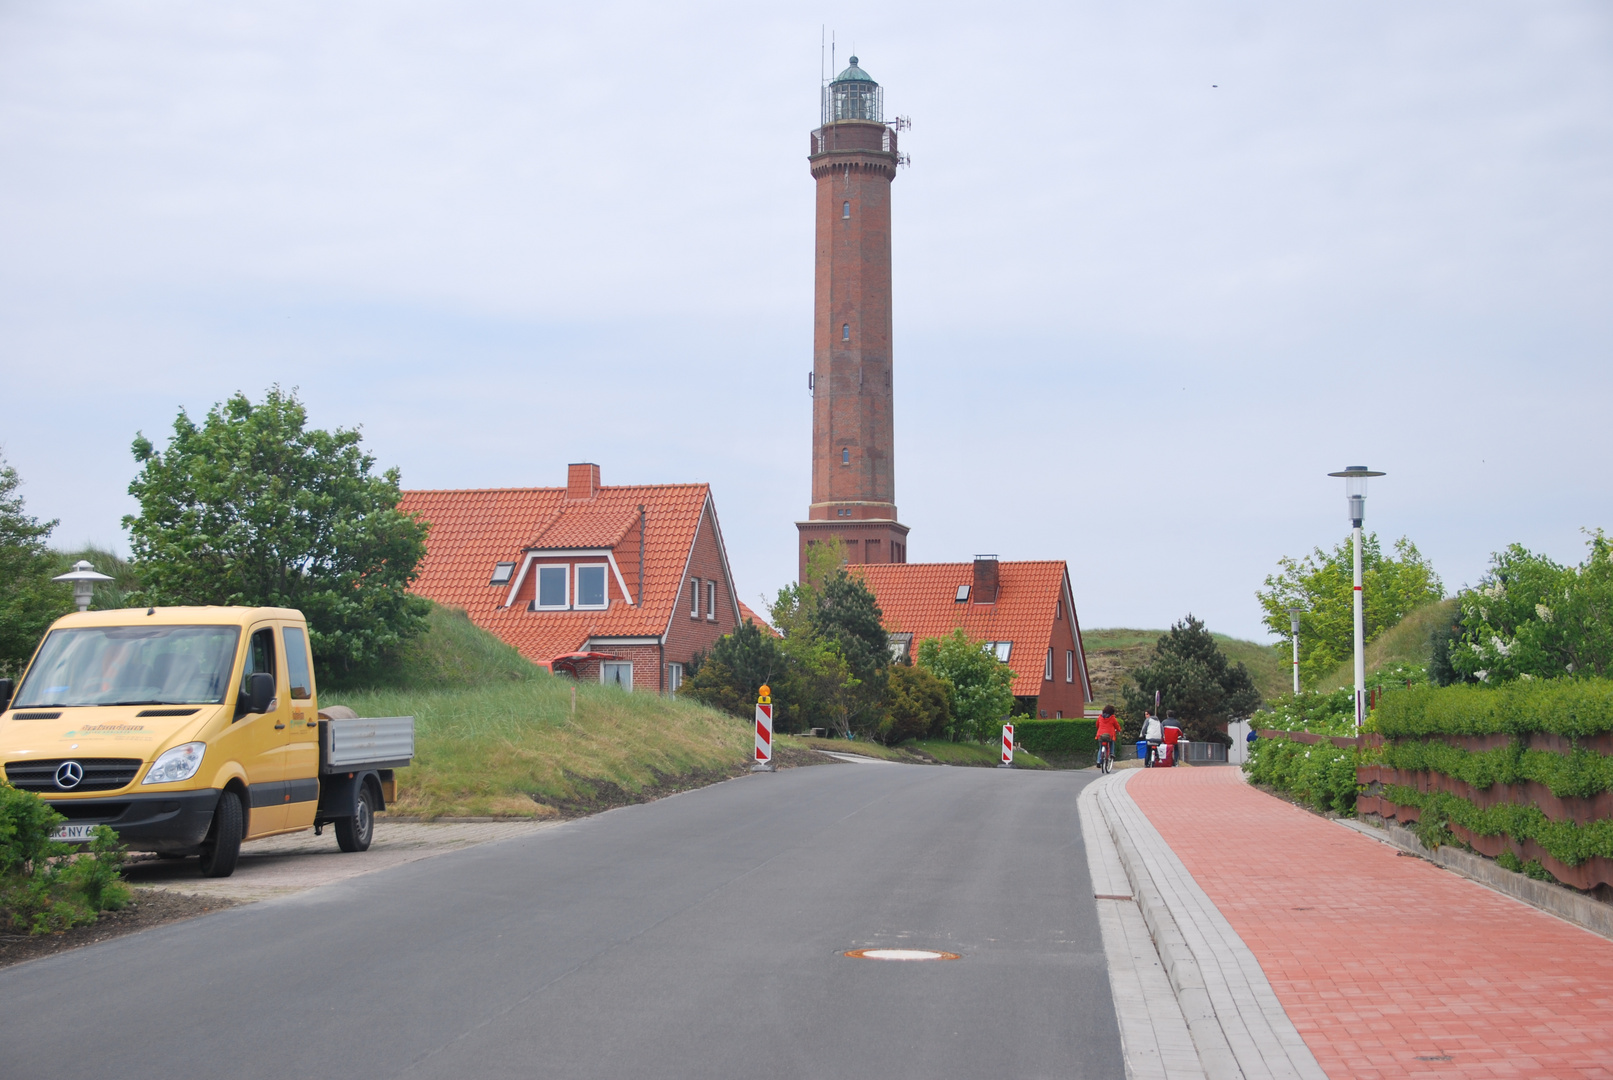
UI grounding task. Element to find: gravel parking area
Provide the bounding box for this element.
[122,818,558,902]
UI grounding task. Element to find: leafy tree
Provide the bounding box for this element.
[0,455,70,676]
[680,619,791,722]
[1446,531,1613,682]
[878,661,951,745]
[1122,615,1261,742]
[1256,534,1444,688]
[917,629,1016,742]
[124,387,430,683]
[765,542,889,738]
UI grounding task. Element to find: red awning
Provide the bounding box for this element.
[549,651,620,676]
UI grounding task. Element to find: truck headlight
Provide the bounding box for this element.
[142,742,206,785]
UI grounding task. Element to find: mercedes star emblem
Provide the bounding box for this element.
[54,760,84,789]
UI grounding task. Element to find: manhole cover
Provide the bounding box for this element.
[844,948,960,962]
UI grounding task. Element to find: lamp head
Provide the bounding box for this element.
[1327,466,1384,527]
[52,559,115,613]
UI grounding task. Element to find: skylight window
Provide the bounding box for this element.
[955,584,970,603]
[983,641,1012,662]
[490,562,516,586]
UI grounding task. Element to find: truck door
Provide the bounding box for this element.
[280,624,320,830]
[237,624,288,836]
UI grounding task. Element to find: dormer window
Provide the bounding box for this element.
[490,562,516,586]
[575,564,607,609]
[536,566,568,609]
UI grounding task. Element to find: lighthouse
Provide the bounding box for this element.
[796,56,910,579]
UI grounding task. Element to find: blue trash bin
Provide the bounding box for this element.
[1135,740,1148,761]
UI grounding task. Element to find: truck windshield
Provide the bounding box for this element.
[12,625,242,709]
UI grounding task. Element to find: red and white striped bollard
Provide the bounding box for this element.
[999,722,1014,769]
[752,684,776,772]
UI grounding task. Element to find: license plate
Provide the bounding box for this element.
[49,823,97,843]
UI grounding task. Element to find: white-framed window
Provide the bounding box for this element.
[955,585,971,603]
[842,200,850,219]
[1045,648,1054,681]
[535,565,568,609]
[666,662,684,693]
[601,662,632,690]
[575,564,608,609]
[490,562,516,586]
[1055,599,1062,621]
[982,641,1011,662]
[1066,650,1075,683]
[706,581,718,621]
[690,578,701,618]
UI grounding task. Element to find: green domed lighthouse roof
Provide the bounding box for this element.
[832,56,877,85]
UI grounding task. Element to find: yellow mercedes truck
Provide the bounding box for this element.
[0,606,413,878]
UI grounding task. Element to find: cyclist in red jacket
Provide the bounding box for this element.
[1095,705,1121,770]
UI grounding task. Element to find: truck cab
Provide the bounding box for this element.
[0,606,409,878]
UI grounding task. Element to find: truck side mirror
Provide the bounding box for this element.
[0,678,12,712]
[247,672,275,715]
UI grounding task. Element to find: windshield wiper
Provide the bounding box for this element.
[105,700,186,707]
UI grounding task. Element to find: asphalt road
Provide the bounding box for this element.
[1,760,1123,1080]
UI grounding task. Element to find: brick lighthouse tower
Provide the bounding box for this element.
[796,56,910,579]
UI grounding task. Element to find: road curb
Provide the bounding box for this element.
[1092,772,1328,1080]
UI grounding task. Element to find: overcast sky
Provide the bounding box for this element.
[2,2,1609,642]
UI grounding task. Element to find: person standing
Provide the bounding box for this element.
[1162,710,1183,767]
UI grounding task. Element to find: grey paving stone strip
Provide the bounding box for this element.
[1079,780,1207,1080]
[1092,772,1328,1080]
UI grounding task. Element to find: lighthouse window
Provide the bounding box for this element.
[842,324,850,341]
[842,448,850,465]
[842,201,850,219]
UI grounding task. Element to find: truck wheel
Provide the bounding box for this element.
[199,790,244,878]
[335,783,375,853]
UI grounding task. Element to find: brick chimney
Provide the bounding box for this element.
[972,555,999,604]
[566,462,600,501]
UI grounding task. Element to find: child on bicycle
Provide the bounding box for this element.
[1095,705,1120,769]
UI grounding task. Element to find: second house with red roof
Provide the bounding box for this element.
[400,463,758,693]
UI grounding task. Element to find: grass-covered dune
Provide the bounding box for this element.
[324,606,754,819]
[1081,627,1292,707]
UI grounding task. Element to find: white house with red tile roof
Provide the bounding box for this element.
[399,463,745,693]
[857,557,1091,719]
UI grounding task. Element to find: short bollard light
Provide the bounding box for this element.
[752,684,776,772]
[53,560,114,613]
[998,722,1014,769]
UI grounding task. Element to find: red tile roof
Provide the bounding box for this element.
[855,561,1088,697]
[737,600,779,638]
[399,483,720,665]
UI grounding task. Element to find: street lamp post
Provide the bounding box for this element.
[1286,606,1303,695]
[53,559,114,613]
[1327,466,1385,731]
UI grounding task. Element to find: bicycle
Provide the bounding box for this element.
[1096,738,1114,774]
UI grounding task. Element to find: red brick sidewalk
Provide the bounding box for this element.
[1129,767,1613,1080]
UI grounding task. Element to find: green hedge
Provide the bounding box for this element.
[1380,739,1613,798]
[1244,734,1364,815]
[1375,680,1613,739]
[1014,719,1098,759]
[1382,784,1613,867]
